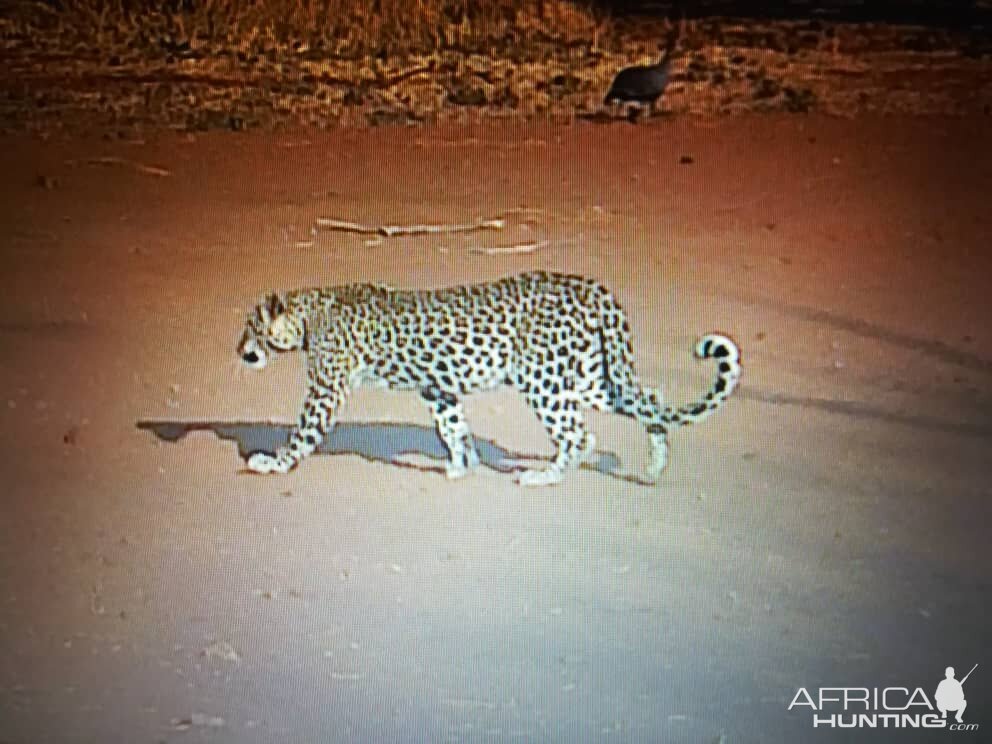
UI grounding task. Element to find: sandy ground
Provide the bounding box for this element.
[1,115,990,743]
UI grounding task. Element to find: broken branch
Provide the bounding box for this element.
[314,216,505,238]
[468,240,549,256]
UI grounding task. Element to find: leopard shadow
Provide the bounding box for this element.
[135,420,641,483]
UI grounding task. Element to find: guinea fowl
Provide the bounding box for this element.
[604,36,677,122]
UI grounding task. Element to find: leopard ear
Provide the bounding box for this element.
[265,293,287,319]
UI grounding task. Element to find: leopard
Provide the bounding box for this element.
[236,271,741,486]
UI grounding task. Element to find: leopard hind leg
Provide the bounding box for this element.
[518,394,597,487]
[610,384,670,482]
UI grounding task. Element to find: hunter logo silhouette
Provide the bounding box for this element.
[935,664,977,723]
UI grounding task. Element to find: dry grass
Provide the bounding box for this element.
[6,0,979,129]
[19,0,605,58]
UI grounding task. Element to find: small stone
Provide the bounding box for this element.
[202,640,241,663]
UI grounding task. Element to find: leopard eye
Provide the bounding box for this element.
[266,314,303,350]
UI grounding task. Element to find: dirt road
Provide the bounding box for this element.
[1,115,989,742]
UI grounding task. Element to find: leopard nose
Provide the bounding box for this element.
[242,350,260,365]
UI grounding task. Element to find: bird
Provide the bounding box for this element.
[604,33,678,123]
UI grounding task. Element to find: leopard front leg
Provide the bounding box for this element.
[421,385,480,479]
[246,382,343,474]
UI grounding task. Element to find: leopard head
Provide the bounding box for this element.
[237,293,306,369]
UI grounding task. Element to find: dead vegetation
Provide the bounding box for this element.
[1,0,990,131]
[7,0,603,58]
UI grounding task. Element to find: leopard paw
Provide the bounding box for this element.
[246,452,290,474]
[517,466,564,487]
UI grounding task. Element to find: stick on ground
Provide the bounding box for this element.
[65,157,171,177]
[314,216,505,237]
[467,240,549,256]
